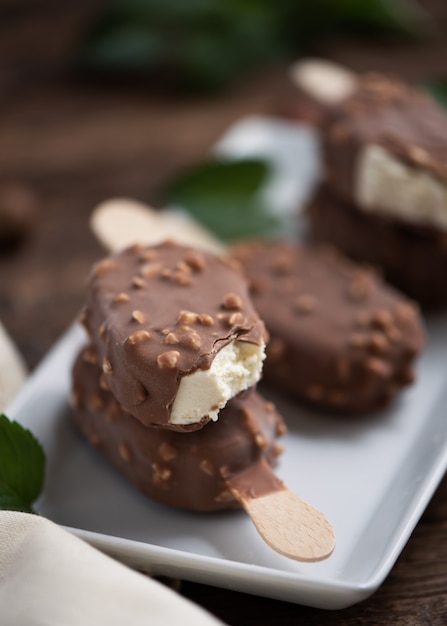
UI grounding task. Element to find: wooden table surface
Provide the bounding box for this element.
[1,58,447,625]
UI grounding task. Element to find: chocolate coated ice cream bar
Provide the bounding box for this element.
[322,72,447,226]
[308,72,447,308]
[81,241,267,431]
[71,345,286,512]
[232,239,426,415]
[308,183,447,309]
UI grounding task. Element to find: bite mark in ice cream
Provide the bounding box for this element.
[356,144,447,231]
[170,339,265,425]
[82,240,267,431]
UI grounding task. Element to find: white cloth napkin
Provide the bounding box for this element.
[0,511,225,626]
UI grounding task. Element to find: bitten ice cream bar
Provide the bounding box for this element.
[70,205,337,562]
[322,72,447,230]
[233,239,425,415]
[71,346,286,512]
[290,58,447,308]
[80,240,267,431]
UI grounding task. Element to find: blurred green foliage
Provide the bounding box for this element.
[76,0,433,93]
[163,158,282,241]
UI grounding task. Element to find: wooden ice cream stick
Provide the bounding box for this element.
[91,197,226,255]
[288,57,358,106]
[226,458,335,562]
[90,197,336,562]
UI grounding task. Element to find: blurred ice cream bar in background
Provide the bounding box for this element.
[290,58,447,309]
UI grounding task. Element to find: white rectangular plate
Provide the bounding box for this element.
[7,117,447,610]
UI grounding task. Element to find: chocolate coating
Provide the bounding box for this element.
[71,345,286,512]
[232,239,426,414]
[81,241,266,431]
[308,183,447,310]
[323,73,447,203]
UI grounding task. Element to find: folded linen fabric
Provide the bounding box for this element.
[0,511,225,626]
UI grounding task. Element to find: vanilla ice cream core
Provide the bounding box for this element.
[169,339,266,426]
[355,144,447,231]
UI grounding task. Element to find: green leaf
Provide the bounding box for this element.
[0,414,45,513]
[166,158,267,198]
[0,486,34,514]
[163,158,281,242]
[75,0,435,93]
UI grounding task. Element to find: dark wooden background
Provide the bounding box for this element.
[1,2,447,624]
